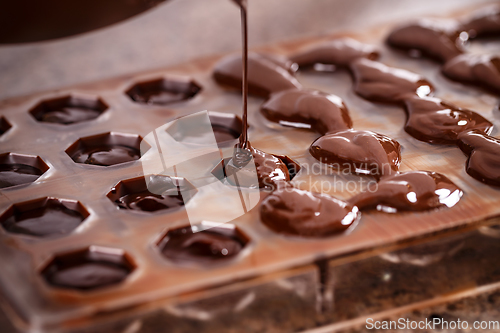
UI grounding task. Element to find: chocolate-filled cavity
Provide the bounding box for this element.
[309,129,401,178]
[458,130,500,187]
[289,37,379,69]
[260,89,352,135]
[0,153,49,189]
[126,77,201,105]
[459,5,500,39]
[166,111,243,147]
[349,58,434,104]
[66,132,145,166]
[442,54,500,95]
[158,225,249,264]
[260,187,359,237]
[29,95,107,125]
[403,96,493,144]
[386,19,463,62]
[41,247,134,290]
[349,171,463,212]
[212,52,302,98]
[0,117,12,136]
[0,197,89,238]
[107,175,197,213]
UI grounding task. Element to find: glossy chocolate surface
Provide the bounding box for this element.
[115,191,184,212]
[159,226,246,264]
[403,96,493,144]
[40,107,101,125]
[386,19,463,62]
[458,130,500,187]
[459,5,500,39]
[289,37,379,69]
[260,89,352,135]
[251,146,290,190]
[349,171,463,212]
[0,164,43,189]
[212,52,302,98]
[309,129,401,178]
[29,96,107,125]
[442,54,500,95]
[349,58,434,104]
[126,77,201,105]
[260,187,359,237]
[73,146,140,166]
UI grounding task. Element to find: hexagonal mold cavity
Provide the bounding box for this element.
[29,95,108,125]
[126,76,202,105]
[0,197,89,238]
[107,175,198,213]
[0,117,12,136]
[66,132,147,166]
[0,152,49,189]
[41,246,135,291]
[157,222,249,265]
[166,111,242,147]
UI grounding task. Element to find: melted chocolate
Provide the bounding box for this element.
[349,58,434,104]
[0,163,44,189]
[260,89,353,135]
[403,96,493,144]
[160,227,245,263]
[260,187,359,237]
[115,191,184,212]
[309,129,401,178]
[126,78,201,105]
[73,146,140,166]
[212,52,302,98]
[459,5,500,39]
[386,19,463,62]
[289,37,379,69]
[30,96,107,125]
[1,200,85,237]
[442,54,500,95]
[252,145,290,190]
[457,130,500,187]
[349,171,463,212]
[45,263,130,290]
[40,107,101,125]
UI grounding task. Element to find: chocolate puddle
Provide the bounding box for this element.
[0,164,44,189]
[74,146,141,166]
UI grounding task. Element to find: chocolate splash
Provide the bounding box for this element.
[349,171,463,212]
[309,129,401,178]
[404,96,493,144]
[260,89,352,134]
[260,187,359,237]
[289,37,379,69]
[349,58,434,104]
[458,130,500,187]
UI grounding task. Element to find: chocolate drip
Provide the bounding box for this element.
[74,146,141,166]
[386,19,463,62]
[309,129,401,178]
[459,5,500,39]
[41,107,101,125]
[349,171,463,212]
[0,164,43,188]
[160,227,245,263]
[404,96,493,144]
[442,54,500,95]
[260,89,352,134]
[349,58,434,104]
[458,130,500,187]
[212,52,302,98]
[260,187,359,237]
[289,37,379,69]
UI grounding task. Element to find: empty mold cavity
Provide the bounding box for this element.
[0,117,12,136]
[126,76,202,105]
[0,152,49,189]
[66,132,147,166]
[0,197,89,238]
[107,175,198,213]
[29,95,108,125]
[166,111,243,147]
[41,246,134,291]
[158,222,249,265]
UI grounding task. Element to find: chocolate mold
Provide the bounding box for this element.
[0,152,49,189]
[41,246,135,291]
[126,76,202,105]
[157,222,250,265]
[107,175,198,213]
[66,132,147,167]
[0,197,89,238]
[29,95,108,125]
[0,116,11,136]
